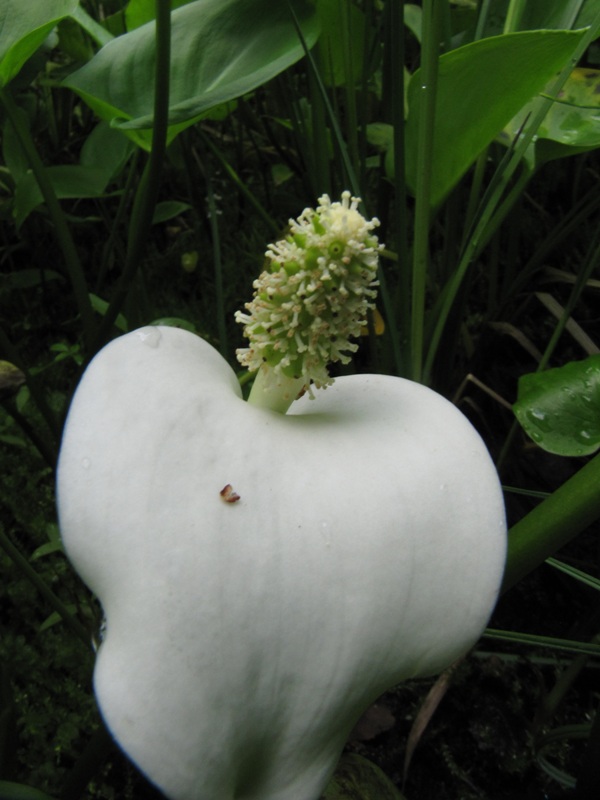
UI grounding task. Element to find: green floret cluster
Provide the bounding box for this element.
[235,192,382,392]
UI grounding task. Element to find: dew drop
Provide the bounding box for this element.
[82,457,91,470]
[526,408,552,432]
[136,327,162,348]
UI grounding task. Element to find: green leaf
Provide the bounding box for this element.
[316,0,366,87]
[80,121,134,176]
[90,294,128,332]
[322,754,406,800]
[0,782,57,800]
[501,67,600,168]
[63,0,320,148]
[404,29,586,206]
[404,4,422,43]
[125,0,195,31]
[14,166,114,228]
[152,200,192,224]
[518,0,600,31]
[0,0,78,88]
[513,355,600,456]
[11,120,132,227]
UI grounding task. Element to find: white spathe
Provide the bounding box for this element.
[57,325,506,800]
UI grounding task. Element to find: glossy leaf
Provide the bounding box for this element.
[0,0,78,88]
[514,355,600,456]
[322,754,406,800]
[404,29,585,206]
[500,68,600,168]
[63,0,320,149]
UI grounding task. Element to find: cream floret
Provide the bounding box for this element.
[235,192,382,392]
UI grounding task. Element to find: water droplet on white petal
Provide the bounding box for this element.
[82,457,91,470]
[137,327,162,348]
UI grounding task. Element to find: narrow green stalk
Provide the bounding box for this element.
[70,4,114,47]
[474,0,493,40]
[462,149,489,245]
[561,0,586,29]
[0,89,96,352]
[423,12,600,382]
[95,148,141,292]
[307,54,331,194]
[90,0,171,354]
[286,0,360,196]
[386,0,410,376]
[501,451,600,592]
[503,0,526,33]
[410,0,442,383]
[0,523,92,649]
[484,628,600,657]
[537,230,600,372]
[340,0,359,177]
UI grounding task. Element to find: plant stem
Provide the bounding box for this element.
[385,0,410,376]
[0,89,96,352]
[90,0,171,354]
[410,0,441,383]
[246,368,306,414]
[70,4,114,46]
[502,452,600,592]
[503,0,525,33]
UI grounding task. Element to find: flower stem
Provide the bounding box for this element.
[246,367,306,414]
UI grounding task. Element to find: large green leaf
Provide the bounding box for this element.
[0,0,78,87]
[514,355,600,457]
[404,29,585,206]
[63,0,319,148]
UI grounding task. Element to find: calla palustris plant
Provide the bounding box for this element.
[57,193,506,800]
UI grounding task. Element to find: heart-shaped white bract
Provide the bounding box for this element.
[57,325,506,800]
